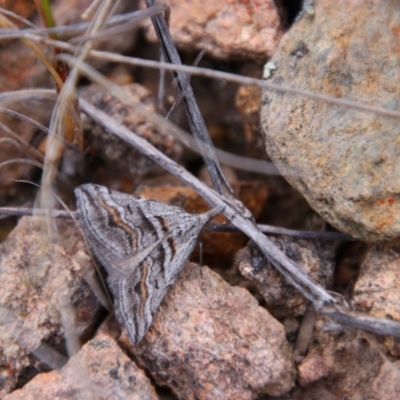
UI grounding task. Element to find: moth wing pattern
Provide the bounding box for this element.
[75,184,220,344]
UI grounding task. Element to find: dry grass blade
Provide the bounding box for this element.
[0,107,49,136]
[0,7,166,41]
[5,21,400,121]
[0,158,43,170]
[37,0,115,223]
[0,120,44,163]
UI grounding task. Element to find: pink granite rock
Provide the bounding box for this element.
[143,0,283,61]
[124,262,295,399]
[0,217,103,396]
[4,333,157,400]
[297,354,329,387]
[291,315,400,400]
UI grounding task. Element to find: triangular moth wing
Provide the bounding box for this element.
[76,184,170,277]
[75,183,221,345]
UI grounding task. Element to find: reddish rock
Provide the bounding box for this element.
[123,263,295,399]
[261,0,400,244]
[143,0,283,61]
[4,333,157,400]
[297,354,329,387]
[292,316,400,400]
[0,217,103,396]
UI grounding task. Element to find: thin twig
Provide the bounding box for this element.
[78,99,400,338]
[79,99,334,304]
[0,158,43,169]
[0,7,165,40]
[0,107,49,135]
[0,120,44,163]
[22,36,400,121]
[0,107,83,151]
[0,206,351,240]
[146,0,242,202]
[165,48,207,120]
[206,222,352,240]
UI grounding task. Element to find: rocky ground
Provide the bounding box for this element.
[1,0,400,399]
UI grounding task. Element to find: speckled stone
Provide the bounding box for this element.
[261,0,400,244]
[0,217,103,396]
[142,0,283,61]
[4,334,158,400]
[126,263,295,399]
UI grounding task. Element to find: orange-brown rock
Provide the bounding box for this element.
[143,0,283,61]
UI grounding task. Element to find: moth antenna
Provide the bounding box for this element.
[197,241,207,295]
[199,241,203,267]
[157,50,167,113]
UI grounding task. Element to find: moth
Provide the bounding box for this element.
[75,184,222,345]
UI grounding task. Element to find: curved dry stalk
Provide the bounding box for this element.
[0,120,44,163]
[34,38,400,121]
[37,0,115,237]
[0,107,49,136]
[0,7,165,40]
[30,4,119,367]
[0,158,43,170]
[0,88,56,104]
[0,7,38,29]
